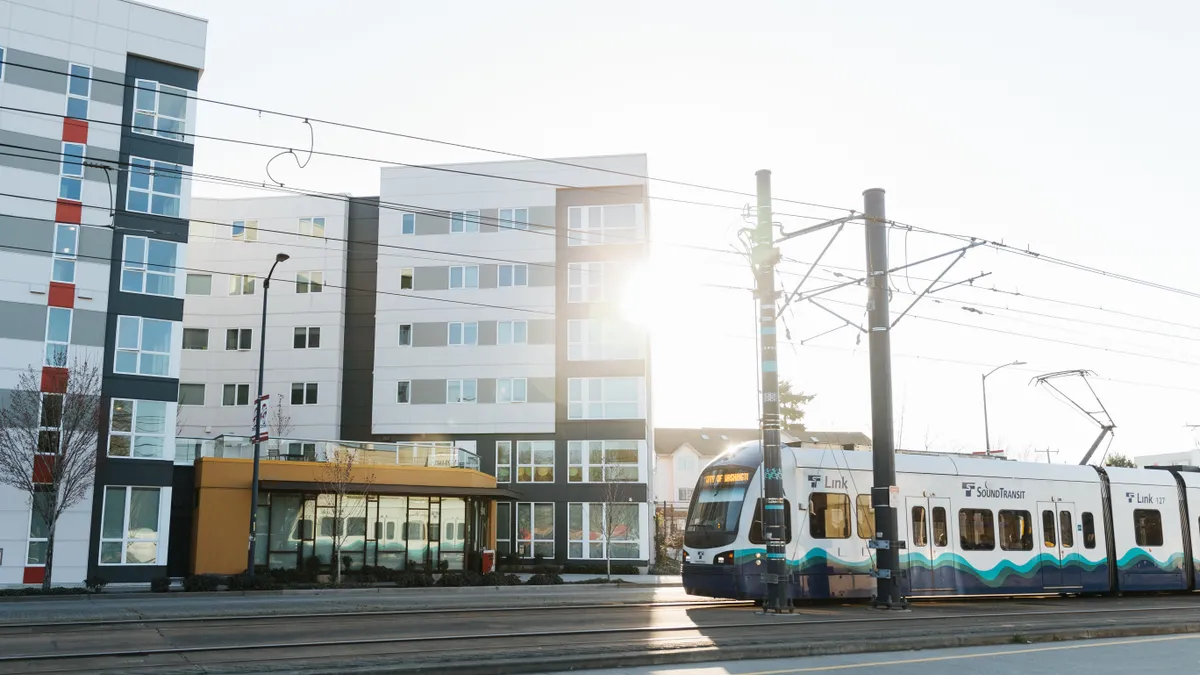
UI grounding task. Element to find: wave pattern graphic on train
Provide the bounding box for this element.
[681,441,1200,601]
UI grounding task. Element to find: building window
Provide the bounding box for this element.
[498,207,529,230]
[294,327,320,349]
[178,383,205,406]
[678,488,693,502]
[450,210,480,234]
[568,318,641,361]
[99,486,161,565]
[448,321,478,346]
[38,394,62,456]
[299,217,325,237]
[232,220,259,241]
[400,268,414,290]
[291,382,319,405]
[496,442,512,483]
[0,47,5,80]
[567,377,642,420]
[568,440,641,482]
[44,307,72,367]
[498,264,528,287]
[959,508,996,551]
[115,317,173,377]
[449,265,479,289]
[1134,509,1163,547]
[182,328,208,350]
[59,142,85,201]
[999,510,1033,551]
[223,384,250,406]
[567,204,639,246]
[401,212,416,235]
[809,492,851,539]
[396,380,411,404]
[497,320,528,345]
[108,399,167,459]
[398,324,413,346]
[226,328,252,351]
[120,236,178,296]
[516,441,554,483]
[127,158,182,217]
[67,63,91,119]
[516,502,554,558]
[27,492,51,565]
[568,262,606,303]
[447,379,477,404]
[296,271,323,293]
[496,502,512,555]
[229,274,255,296]
[185,273,211,295]
[568,503,644,559]
[51,223,79,283]
[497,378,527,404]
[133,78,187,141]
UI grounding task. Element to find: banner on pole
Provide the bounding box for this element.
[252,394,269,443]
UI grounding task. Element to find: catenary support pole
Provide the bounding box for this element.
[982,373,991,451]
[753,169,789,612]
[863,188,907,610]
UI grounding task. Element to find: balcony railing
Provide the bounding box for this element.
[175,435,480,471]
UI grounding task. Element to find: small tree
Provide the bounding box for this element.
[599,479,638,581]
[317,446,374,584]
[1104,452,1137,468]
[268,395,294,456]
[0,358,102,590]
[778,380,815,432]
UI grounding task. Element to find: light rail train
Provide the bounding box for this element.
[682,442,1200,601]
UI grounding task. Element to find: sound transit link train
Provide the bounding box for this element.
[681,442,1200,601]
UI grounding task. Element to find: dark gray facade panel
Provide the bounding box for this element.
[414,212,448,236]
[413,266,448,291]
[69,308,108,346]
[412,322,447,347]
[125,54,201,94]
[528,319,555,345]
[557,185,645,208]
[0,214,53,254]
[529,264,556,287]
[478,264,498,290]
[479,208,498,233]
[107,288,185,323]
[79,224,114,260]
[557,419,649,440]
[101,373,180,403]
[528,378,555,403]
[561,359,647,379]
[90,67,126,107]
[410,379,447,405]
[477,320,497,346]
[477,378,496,404]
[0,300,48,341]
[119,134,196,168]
[340,197,380,441]
[115,213,189,243]
[0,128,64,175]
[3,49,68,94]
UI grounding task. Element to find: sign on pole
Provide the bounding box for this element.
[252,394,269,443]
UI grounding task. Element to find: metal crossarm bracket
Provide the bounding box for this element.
[890,241,984,328]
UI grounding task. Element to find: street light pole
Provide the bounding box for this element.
[246,252,290,577]
[982,360,1026,451]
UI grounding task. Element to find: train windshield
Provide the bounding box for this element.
[684,465,755,549]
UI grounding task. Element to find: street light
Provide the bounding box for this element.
[982,360,1026,451]
[247,252,290,577]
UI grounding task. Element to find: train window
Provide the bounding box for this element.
[386,521,396,540]
[300,518,314,540]
[809,493,851,539]
[1082,512,1096,549]
[1060,511,1074,548]
[932,507,948,547]
[998,510,1033,551]
[749,498,792,544]
[958,509,995,551]
[1042,510,1057,547]
[856,495,875,539]
[1133,509,1163,547]
[912,506,927,547]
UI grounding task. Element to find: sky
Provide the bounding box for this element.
[148,0,1200,461]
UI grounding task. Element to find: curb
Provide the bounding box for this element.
[267,621,1200,675]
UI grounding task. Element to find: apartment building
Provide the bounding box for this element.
[0,0,206,585]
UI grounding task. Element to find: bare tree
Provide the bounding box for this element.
[316,446,375,584]
[268,394,294,457]
[598,479,638,581]
[0,358,102,590]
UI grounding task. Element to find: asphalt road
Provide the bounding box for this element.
[542,634,1200,675]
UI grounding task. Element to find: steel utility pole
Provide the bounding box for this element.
[752,169,789,612]
[863,188,906,610]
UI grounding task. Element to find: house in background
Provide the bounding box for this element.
[1135,449,1200,468]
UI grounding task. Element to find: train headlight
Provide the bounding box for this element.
[713,550,736,565]
[682,550,689,562]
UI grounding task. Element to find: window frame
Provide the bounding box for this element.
[232,219,259,242]
[107,398,169,459]
[132,78,188,141]
[449,210,480,234]
[398,323,413,346]
[66,63,91,120]
[567,318,641,361]
[51,223,79,283]
[448,265,480,289]
[496,377,527,404]
[295,271,324,294]
[567,377,642,420]
[182,328,209,350]
[298,217,325,237]
[1082,511,1097,549]
[290,382,319,406]
[44,307,72,367]
[567,439,642,483]
[400,212,416,235]
[225,328,252,351]
[567,203,639,246]
[516,440,554,483]
[516,502,554,559]
[567,261,605,303]
[120,235,178,297]
[98,486,162,566]
[809,492,852,539]
[495,441,512,483]
[856,494,875,539]
[568,502,645,560]
[178,383,205,406]
[293,326,320,349]
[185,273,212,295]
[959,508,996,551]
[498,263,528,288]
[228,274,255,296]
[498,207,529,230]
[396,380,411,404]
[497,320,528,346]
[998,509,1034,552]
[126,157,182,217]
[446,379,478,404]
[400,267,414,290]
[222,383,251,406]
[26,491,51,565]
[114,316,172,377]
[59,141,85,202]
[1133,508,1164,547]
[748,498,793,545]
[447,321,479,347]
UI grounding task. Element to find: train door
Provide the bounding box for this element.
[1039,501,1081,589]
[907,497,952,593]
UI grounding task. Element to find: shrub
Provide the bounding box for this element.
[228,572,280,591]
[560,563,640,575]
[394,570,433,588]
[532,563,561,575]
[526,573,564,585]
[436,571,483,587]
[481,571,521,586]
[150,576,172,593]
[183,574,222,592]
[0,587,88,597]
[504,573,522,586]
[304,555,323,581]
[649,558,681,575]
[84,575,108,593]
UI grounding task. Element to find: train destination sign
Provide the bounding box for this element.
[704,471,751,486]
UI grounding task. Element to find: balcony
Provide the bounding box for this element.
[175,435,480,471]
